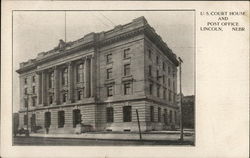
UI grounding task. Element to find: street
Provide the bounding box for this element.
[13,136,194,146]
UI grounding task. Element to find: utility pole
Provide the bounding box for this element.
[136,109,142,140]
[178,57,183,142]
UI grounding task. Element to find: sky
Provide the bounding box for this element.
[13,11,195,112]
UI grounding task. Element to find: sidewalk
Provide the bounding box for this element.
[28,130,194,142]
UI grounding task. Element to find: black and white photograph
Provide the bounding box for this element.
[12,10,195,146]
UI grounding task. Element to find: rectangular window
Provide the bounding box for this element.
[24,88,28,95]
[149,83,153,95]
[106,107,114,123]
[124,83,131,95]
[124,64,131,76]
[58,111,65,128]
[107,86,113,97]
[169,91,172,102]
[169,110,173,123]
[32,97,36,107]
[107,68,112,79]
[149,65,152,76]
[24,115,28,125]
[156,70,159,81]
[163,89,166,99]
[32,86,35,94]
[164,109,168,124]
[156,56,159,65]
[123,48,130,59]
[163,62,166,71]
[123,106,132,122]
[24,78,27,84]
[62,68,68,86]
[49,95,53,104]
[106,53,112,63]
[148,49,152,59]
[73,109,81,128]
[168,66,171,75]
[32,76,36,82]
[76,63,84,83]
[77,90,82,100]
[62,93,67,103]
[157,86,160,97]
[158,107,161,122]
[168,78,171,87]
[24,98,28,107]
[150,106,154,122]
[44,112,51,128]
[175,111,177,123]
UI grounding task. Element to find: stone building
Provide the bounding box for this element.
[16,16,179,133]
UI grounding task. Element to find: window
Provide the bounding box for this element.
[48,72,54,88]
[106,107,114,123]
[169,110,173,123]
[62,68,68,86]
[124,48,130,59]
[173,93,176,103]
[123,106,132,122]
[107,68,112,79]
[173,81,175,92]
[169,91,172,102]
[124,64,131,76]
[24,78,27,84]
[163,62,166,71]
[62,92,67,103]
[24,98,28,107]
[32,86,35,94]
[49,95,53,104]
[73,109,81,128]
[163,75,165,84]
[76,63,84,83]
[157,86,160,97]
[44,112,51,128]
[32,97,36,107]
[58,111,65,128]
[163,89,166,99]
[156,56,159,65]
[24,115,28,125]
[124,83,131,95]
[149,65,152,76]
[168,66,171,75]
[77,90,83,100]
[149,83,153,95]
[158,107,161,122]
[32,76,36,82]
[175,111,177,123]
[106,53,112,63]
[107,86,113,97]
[164,109,168,124]
[168,78,171,87]
[24,88,28,95]
[173,70,175,78]
[148,49,152,59]
[150,106,154,122]
[156,70,159,81]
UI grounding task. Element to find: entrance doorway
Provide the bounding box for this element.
[73,109,81,128]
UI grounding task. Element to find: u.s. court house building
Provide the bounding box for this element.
[16,16,180,133]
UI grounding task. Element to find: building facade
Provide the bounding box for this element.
[16,16,180,133]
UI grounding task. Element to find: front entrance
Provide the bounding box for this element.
[30,114,36,132]
[73,109,81,128]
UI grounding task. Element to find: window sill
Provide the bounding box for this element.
[104,79,115,85]
[122,75,133,82]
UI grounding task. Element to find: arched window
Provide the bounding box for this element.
[62,68,68,85]
[76,63,83,83]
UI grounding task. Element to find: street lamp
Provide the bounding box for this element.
[24,93,32,137]
[178,57,184,142]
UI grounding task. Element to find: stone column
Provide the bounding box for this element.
[90,55,95,97]
[42,70,47,106]
[67,62,74,103]
[84,58,90,98]
[53,66,59,104]
[37,71,42,105]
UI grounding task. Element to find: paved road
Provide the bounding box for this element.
[13,136,194,146]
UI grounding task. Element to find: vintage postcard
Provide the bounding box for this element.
[1,1,249,158]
